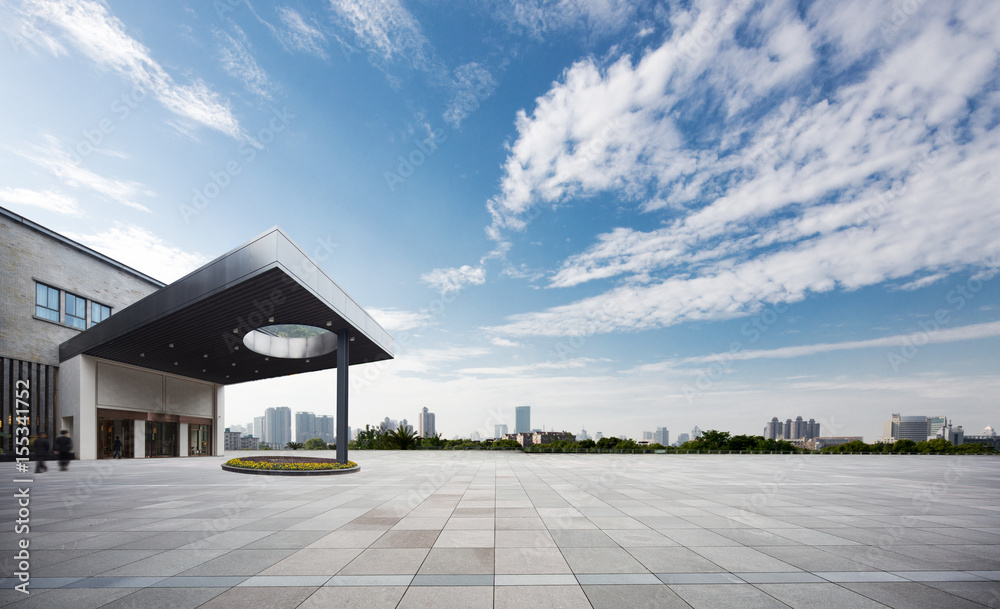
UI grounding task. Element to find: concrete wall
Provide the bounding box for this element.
[0,213,162,366]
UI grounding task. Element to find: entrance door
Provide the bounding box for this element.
[146,421,179,457]
[97,416,134,458]
[188,424,212,456]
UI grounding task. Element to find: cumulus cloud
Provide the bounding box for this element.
[9,0,244,139]
[366,307,433,332]
[421,265,487,294]
[0,187,82,216]
[63,223,208,283]
[486,0,1000,337]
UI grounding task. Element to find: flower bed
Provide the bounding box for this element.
[222,455,359,476]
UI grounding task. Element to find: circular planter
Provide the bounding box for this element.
[222,455,360,476]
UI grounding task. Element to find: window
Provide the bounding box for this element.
[65,293,87,329]
[91,302,111,327]
[35,283,60,322]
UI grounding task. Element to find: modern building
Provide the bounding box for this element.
[265,407,292,446]
[765,417,782,440]
[0,206,393,460]
[295,411,316,443]
[418,407,436,438]
[494,424,508,439]
[577,427,589,441]
[642,431,654,441]
[675,433,690,446]
[654,427,669,446]
[239,434,260,450]
[224,429,243,451]
[595,432,604,440]
[811,436,864,450]
[691,426,702,439]
[766,416,819,440]
[253,415,265,442]
[317,415,335,443]
[515,405,531,434]
[882,414,946,442]
[379,417,397,432]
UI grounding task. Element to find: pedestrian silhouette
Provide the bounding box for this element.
[34,433,50,473]
[54,430,73,471]
[113,436,123,459]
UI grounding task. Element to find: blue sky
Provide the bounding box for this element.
[2,0,999,442]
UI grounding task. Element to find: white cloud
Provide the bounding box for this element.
[457,357,603,376]
[486,0,1000,337]
[328,0,435,71]
[12,0,243,139]
[633,320,1000,373]
[490,337,522,348]
[0,187,82,216]
[366,307,433,332]
[20,135,152,212]
[444,62,498,129]
[275,6,328,59]
[421,265,486,294]
[216,26,273,99]
[63,223,208,283]
[391,346,491,374]
[493,0,634,39]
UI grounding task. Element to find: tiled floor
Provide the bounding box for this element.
[2,451,1000,608]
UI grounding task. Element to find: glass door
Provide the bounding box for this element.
[188,424,212,456]
[146,421,179,457]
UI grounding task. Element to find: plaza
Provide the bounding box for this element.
[2,452,999,608]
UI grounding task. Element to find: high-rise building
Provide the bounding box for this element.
[253,416,265,442]
[691,426,702,439]
[765,417,782,440]
[419,407,436,438]
[470,431,481,442]
[676,432,690,446]
[594,432,603,440]
[380,417,397,432]
[654,427,669,446]
[577,427,589,441]
[986,425,996,437]
[295,411,317,443]
[265,406,291,446]
[399,419,413,434]
[642,431,654,441]
[494,424,508,439]
[515,406,531,434]
[317,415,335,443]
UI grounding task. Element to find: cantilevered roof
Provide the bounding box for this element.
[59,228,394,385]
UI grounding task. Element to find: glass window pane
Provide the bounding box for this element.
[36,283,46,306]
[49,287,59,309]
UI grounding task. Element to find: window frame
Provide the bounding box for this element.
[64,292,88,329]
[91,301,112,327]
[34,282,61,322]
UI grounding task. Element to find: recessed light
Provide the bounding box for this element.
[264,357,269,361]
[234,346,239,350]
[349,337,355,342]
[268,316,274,322]
[169,343,174,348]
[232,363,236,366]
[326,321,332,326]
[140,353,145,357]
[233,328,239,334]
[203,354,208,358]
[306,359,310,363]
[202,369,206,372]
[173,362,178,365]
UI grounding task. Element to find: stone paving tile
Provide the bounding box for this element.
[98,586,226,608]
[30,549,163,578]
[300,585,409,608]
[842,582,994,609]
[561,547,649,573]
[371,529,441,548]
[494,584,592,609]
[495,529,557,548]
[396,585,493,608]
[692,546,801,573]
[921,581,1000,605]
[626,547,727,573]
[583,583,693,609]
[418,548,494,574]
[98,549,229,577]
[307,529,385,548]
[495,547,572,574]
[0,587,135,609]
[338,548,431,575]
[671,583,794,609]
[434,529,495,548]
[258,548,363,575]
[756,583,894,609]
[190,585,317,609]
[175,549,296,576]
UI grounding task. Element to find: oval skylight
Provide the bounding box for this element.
[243,324,337,359]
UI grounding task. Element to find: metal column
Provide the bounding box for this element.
[336,330,350,464]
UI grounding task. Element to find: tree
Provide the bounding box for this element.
[492,439,521,449]
[303,437,329,450]
[576,439,596,449]
[695,430,731,450]
[595,436,621,450]
[386,426,418,450]
[354,425,383,450]
[285,441,304,450]
[890,439,917,453]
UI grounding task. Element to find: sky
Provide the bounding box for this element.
[2,0,999,443]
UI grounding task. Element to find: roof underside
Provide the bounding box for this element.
[59,229,394,385]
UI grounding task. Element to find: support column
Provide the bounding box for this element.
[336,330,350,464]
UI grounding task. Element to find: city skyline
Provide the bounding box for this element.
[2,1,998,442]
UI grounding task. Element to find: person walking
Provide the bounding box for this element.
[113,436,123,459]
[54,430,73,471]
[34,433,50,473]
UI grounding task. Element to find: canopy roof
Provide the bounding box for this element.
[59,228,394,385]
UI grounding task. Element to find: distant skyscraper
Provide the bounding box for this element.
[594,431,603,440]
[419,407,436,438]
[676,433,689,446]
[265,407,291,446]
[765,417,781,440]
[654,427,669,446]
[642,431,654,441]
[691,426,702,439]
[296,411,317,442]
[317,415,335,443]
[470,431,481,442]
[494,424,508,439]
[253,416,265,441]
[577,427,589,441]
[783,419,792,439]
[400,419,413,434]
[515,406,531,434]
[986,425,996,437]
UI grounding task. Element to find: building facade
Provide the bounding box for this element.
[654,427,669,446]
[418,407,436,438]
[515,405,531,434]
[265,407,292,446]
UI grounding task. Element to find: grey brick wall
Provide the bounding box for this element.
[1,215,163,366]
